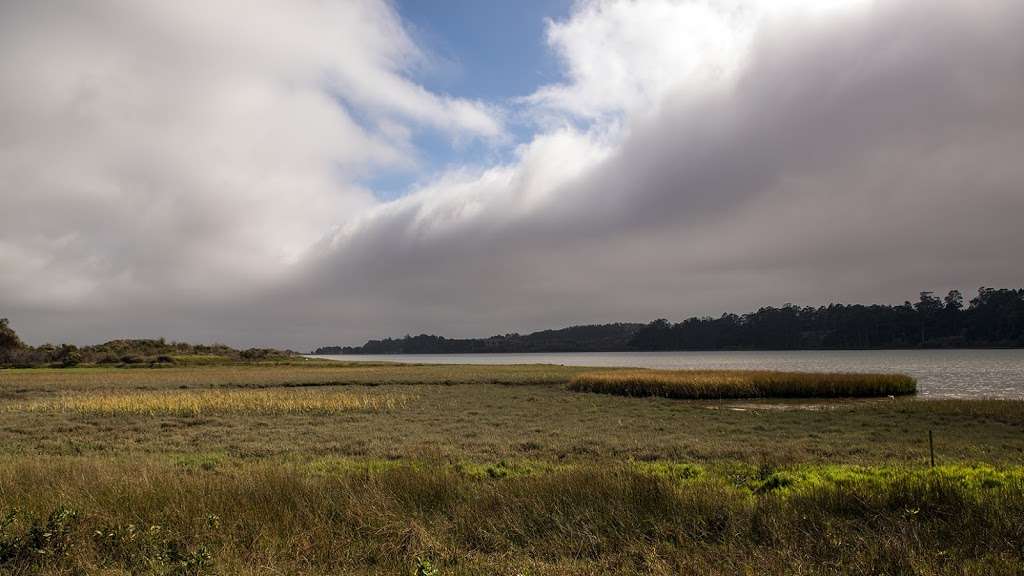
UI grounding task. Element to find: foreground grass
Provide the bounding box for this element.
[569,369,917,399]
[0,458,1021,575]
[9,388,406,417]
[1,364,1022,574]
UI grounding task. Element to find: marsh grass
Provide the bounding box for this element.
[0,457,1021,575]
[568,369,917,399]
[10,388,406,416]
[0,363,584,400]
[1,380,1019,465]
[898,398,1024,422]
[2,363,1023,574]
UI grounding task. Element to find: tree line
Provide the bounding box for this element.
[324,287,1024,354]
[629,287,1024,350]
[315,323,644,355]
[5,287,1022,363]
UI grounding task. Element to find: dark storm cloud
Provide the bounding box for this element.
[280,0,1024,348]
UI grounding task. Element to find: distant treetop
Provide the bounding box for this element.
[325,287,1024,354]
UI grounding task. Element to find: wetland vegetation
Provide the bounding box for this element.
[0,356,1021,574]
[568,369,917,399]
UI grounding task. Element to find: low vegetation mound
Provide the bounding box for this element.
[0,318,299,368]
[568,369,916,399]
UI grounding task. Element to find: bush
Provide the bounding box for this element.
[0,506,213,574]
[55,345,81,367]
[58,351,81,368]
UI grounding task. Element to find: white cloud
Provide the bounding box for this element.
[527,0,747,119]
[525,0,874,121]
[0,0,502,314]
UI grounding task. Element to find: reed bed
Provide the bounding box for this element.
[10,388,406,416]
[568,369,916,399]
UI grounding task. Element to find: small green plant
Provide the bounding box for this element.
[92,521,215,574]
[415,556,439,576]
[164,541,214,576]
[0,506,79,566]
[0,509,20,562]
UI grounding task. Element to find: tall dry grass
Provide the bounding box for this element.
[0,458,1020,575]
[568,369,916,399]
[9,388,405,416]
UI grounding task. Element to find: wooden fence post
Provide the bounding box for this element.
[929,429,935,468]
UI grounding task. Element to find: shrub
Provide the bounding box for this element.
[55,345,81,368]
[0,507,79,566]
[58,352,81,368]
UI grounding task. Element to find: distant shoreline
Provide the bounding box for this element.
[315,288,1024,355]
[318,346,1024,355]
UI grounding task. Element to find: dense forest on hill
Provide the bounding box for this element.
[630,288,1024,350]
[323,287,1024,354]
[315,323,644,355]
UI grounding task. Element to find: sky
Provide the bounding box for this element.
[1,0,1023,350]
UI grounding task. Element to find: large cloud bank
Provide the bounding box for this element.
[2,0,1022,348]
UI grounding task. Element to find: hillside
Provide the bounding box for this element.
[314,323,644,354]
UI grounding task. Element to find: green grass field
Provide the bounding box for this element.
[0,362,1022,574]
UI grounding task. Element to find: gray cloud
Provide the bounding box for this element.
[3,0,1023,349]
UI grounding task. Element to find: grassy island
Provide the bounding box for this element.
[568,369,917,399]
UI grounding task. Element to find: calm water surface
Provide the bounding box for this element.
[312,350,1024,399]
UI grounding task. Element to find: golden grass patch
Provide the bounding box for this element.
[10,388,406,416]
[568,369,916,399]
